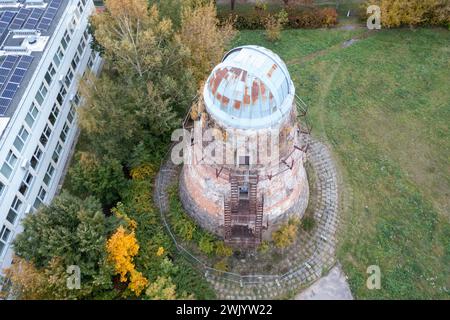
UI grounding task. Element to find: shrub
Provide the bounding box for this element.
[218,6,338,30]
[215,241,233,257]
[265,9,289,41]
[258,241,271,254]
[272,217,300,249]
[214,258,229,272]
[287,7,338,28]
[199,234,216,255]
[301,216,316,232]
[130,164,155,181]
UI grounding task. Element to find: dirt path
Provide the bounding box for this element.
[286,28,374,66]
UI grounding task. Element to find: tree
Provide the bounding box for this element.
[81,1,196,161]
[67,152,128,208]
[11,192,116,299]
[1,257,50,300]
[179,0,236,84]
[106,226,148,296]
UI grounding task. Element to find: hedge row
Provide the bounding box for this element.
[218,7,338,30]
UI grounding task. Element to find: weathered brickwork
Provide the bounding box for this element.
[155,134,341,299]
[180,113,310,239]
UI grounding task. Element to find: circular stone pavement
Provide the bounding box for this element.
[155,134,342,299]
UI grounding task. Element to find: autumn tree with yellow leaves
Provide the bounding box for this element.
[106,226,148,296]
[179,0,236,84]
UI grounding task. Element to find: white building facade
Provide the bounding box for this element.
[0,0,101,272]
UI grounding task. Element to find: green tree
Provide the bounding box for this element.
[67,152,128,207]
[80,0,196,161]
[12,192,117,299]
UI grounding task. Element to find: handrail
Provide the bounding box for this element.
[155,95,318,286]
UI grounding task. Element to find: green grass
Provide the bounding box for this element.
[233,28,450,299]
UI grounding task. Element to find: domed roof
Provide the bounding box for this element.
[203,45,295,129]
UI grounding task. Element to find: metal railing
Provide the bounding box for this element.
[155,95,320,286]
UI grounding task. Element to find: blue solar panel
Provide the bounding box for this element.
[0,55,34,114]
[37,0,63,32]
[23,8,44,30]
[9,8,31,30]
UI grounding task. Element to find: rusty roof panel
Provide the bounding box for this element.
[204,46,295,129]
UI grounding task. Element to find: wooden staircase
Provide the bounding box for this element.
[224,173,264,248]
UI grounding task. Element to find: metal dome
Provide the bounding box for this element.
[203,45,295,129]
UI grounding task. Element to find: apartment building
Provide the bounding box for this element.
[0,0,101,271]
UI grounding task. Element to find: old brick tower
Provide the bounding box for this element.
[180,46,309,248]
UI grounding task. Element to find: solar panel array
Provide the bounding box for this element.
[0,0,64,116]
[37,0,63,32]
[0,55,33,115]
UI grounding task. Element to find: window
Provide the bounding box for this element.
[61,31,71,50]
[1,150,18,179]
[43,164,55,186]
[57,86,67,105]
[71,54,80,71]
[33,187,47,209]
[35,83,48,106]
[13,126,30,153]
[60,122,70,143]
[67,105,76,124]
[48,103,60,126]
[19,171,34,196]
[77,38,86,55]
[25,103,39,128]
[52,142,63,163]
[30,146,43,170]
[73,93,81,106]
[77,0,85,15]
[64,69,74,88]
[44,63,57,86]
[239,155,250,166]
[0,180,5,197]
[83,27,89,41]
[0,225,12,256]
[39,124,52,147]
[53,46,64,67]
[6,196,22,224]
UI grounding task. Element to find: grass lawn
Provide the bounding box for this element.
[232,28,450,299]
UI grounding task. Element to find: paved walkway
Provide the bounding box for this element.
[295,264,353,300]
[155,134,347,299]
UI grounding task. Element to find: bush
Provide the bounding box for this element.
[214,258,229,272]
[258,241,270,254]
[363,0,450,28]
[287,7,338,28]
[301,216,316,232]
[272,217,300,249]
[199,234,215,255]
[265,9,289,42]
[218,6,338,30]
[215,241,233,257]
